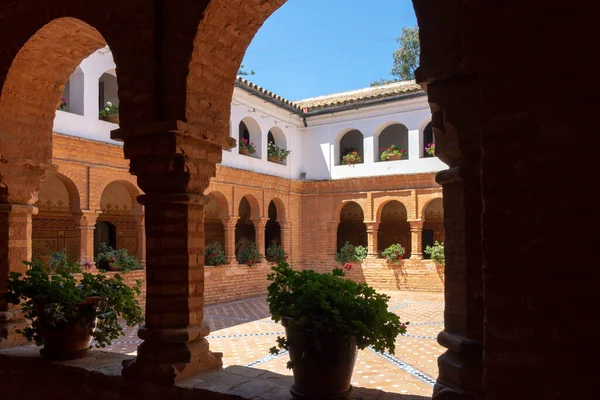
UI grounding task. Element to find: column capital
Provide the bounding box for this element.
[74,211,100,227]
[364,221,380,231]
[408,219,424,230]
[0,203,37,215]
[251,217,269,228]
[279,219,292,230]
[222,218,238,229]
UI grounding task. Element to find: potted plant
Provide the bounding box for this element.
[238,242,262,267]
[424,241,445,265]
[95,243,141,272]
[267,141,292,163]
[425,143,435,157]
[239,138,256,156]
[380,144,407,161]
[5,259,144,360]
[266,240,287,264]
[99,101,119,123]
[381,243,406,264]
[267,263,408,399]
[46,248,81,274]
[57,97,68,111]
[204,242,227,266]
[335,241,367,265]
[341,150,363,166]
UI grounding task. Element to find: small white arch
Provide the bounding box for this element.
[59,66,85,116]
[239,116,263,159]
[336,128,364,166]
[373,122,409,162]
[99,71,119,110]
[267,126,288,164]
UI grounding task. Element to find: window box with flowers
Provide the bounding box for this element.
[95,243,141,272]
[267,141,291,163]
[57,97,69,111]
[267,262,409,399]
[238,242,262,267]
[239,138,256,156]
[425,143,435,157]
[380,144,407,161]
[341,149,363,166]
[99,101,119,124]
[204,242,227,266]
[381,243,406,264]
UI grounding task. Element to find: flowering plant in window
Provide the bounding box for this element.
[425,143,435,156]
[266,240,287,264]
[239,138,256,155]
[267,141,291,162]
[98,101,119,118]
[238,242,262,267]
[95,243,141,272]
[424,241,445,265]
[335,241,368,265]
[381,243,406,264]
[204,242,227,266]
[342,150,363,165]
[57,97,68,111]
[380,144,407,161]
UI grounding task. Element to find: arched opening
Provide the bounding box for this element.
[337,202,367,251]
[235,197,256,261]
[204,192,228,262]
[376,123,409,162]
[99,70,119,123]
[267,126,289,165]
[94,221,117,263]
[97,181,141,259]
[422,121,434,158]
[58,66,85,116]
[339,130,364,165]
[422,198,444,257]
[378,200,410,257]
[238,117,262,159]
[32,173,80,263]
[265,200,281,253]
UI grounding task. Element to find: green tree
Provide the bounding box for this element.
[238,64,255,76]
[370,26,420,86]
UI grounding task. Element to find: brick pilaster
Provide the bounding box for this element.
[408,220,424,260]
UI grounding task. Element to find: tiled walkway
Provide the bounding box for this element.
[103,291,444,398]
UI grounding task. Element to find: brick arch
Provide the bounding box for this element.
[266,197,286,221]
[186,0,286,146]
[94,175,142,214]
[334,200,366,224]
[420,196,443,220]
[376,199,410,224]
[52,164,88,212]
[50,172,83,214]
[238,194,261,220]
[206,191,230,220]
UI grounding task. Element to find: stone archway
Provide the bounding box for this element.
[337,201,367,252]
[377,200,411,257]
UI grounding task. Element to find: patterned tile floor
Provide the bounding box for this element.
[102,291,444,397]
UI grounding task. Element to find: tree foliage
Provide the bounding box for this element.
[238,64,255,76]
[370,26,420,86]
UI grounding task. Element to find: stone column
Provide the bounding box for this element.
[252,217,268,256]
[223,218,237,264]
[0,203,37,348]
[74,211,100,270]
[409,220,424,260]
[279,220,292,261]
[365,221,379,258]
[134,213,146,267]
[115,123,234,384]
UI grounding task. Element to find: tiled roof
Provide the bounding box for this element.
[295,80,424,111]
[234,77,425,115]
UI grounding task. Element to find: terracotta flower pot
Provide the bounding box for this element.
[283,319,357,400]
[240,148,251,156]
[102,114,119,124]
[385,153,402,161]
[268,155,280,163]
[33,296,100,361]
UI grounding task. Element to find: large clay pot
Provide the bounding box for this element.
[33,296,100,360]
[283,319,357,400]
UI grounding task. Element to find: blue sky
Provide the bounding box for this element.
[241,0,417,101]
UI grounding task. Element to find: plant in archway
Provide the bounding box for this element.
[335,241,368,265]
[204,242,227,266]
[239,243,262,267]
[239,138,256,156]
[424,241,445,265]
[266,262,408,398]
[47,248,81,274]
[382,243,406,264]
[98,101,119,123]
[267,141,291,162]
[266,240,287,264]
[425,143,435,157]
[95,243,141,272]
[6,259,143,360]
[380,144,407,161]
[342,149,363,165]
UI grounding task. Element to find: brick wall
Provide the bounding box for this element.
[204,262,272,304]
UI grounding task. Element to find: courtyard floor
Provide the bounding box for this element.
[103,291,444,398]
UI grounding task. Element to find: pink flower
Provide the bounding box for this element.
[343,263,353,271]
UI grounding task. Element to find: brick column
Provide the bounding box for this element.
[252,217,268,256]
[74,211,100,270]
[223,218,237,264]
[0,203,37,348]
[134,213,146,267]
[327,221,338,256]
[279,220,292,261]
[409,220,424,260]
[115,123,234,384]
[365,221,379,258]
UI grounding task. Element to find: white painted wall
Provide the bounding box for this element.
[54,49,446,180]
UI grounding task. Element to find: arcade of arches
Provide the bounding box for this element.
[0,1,596,399]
